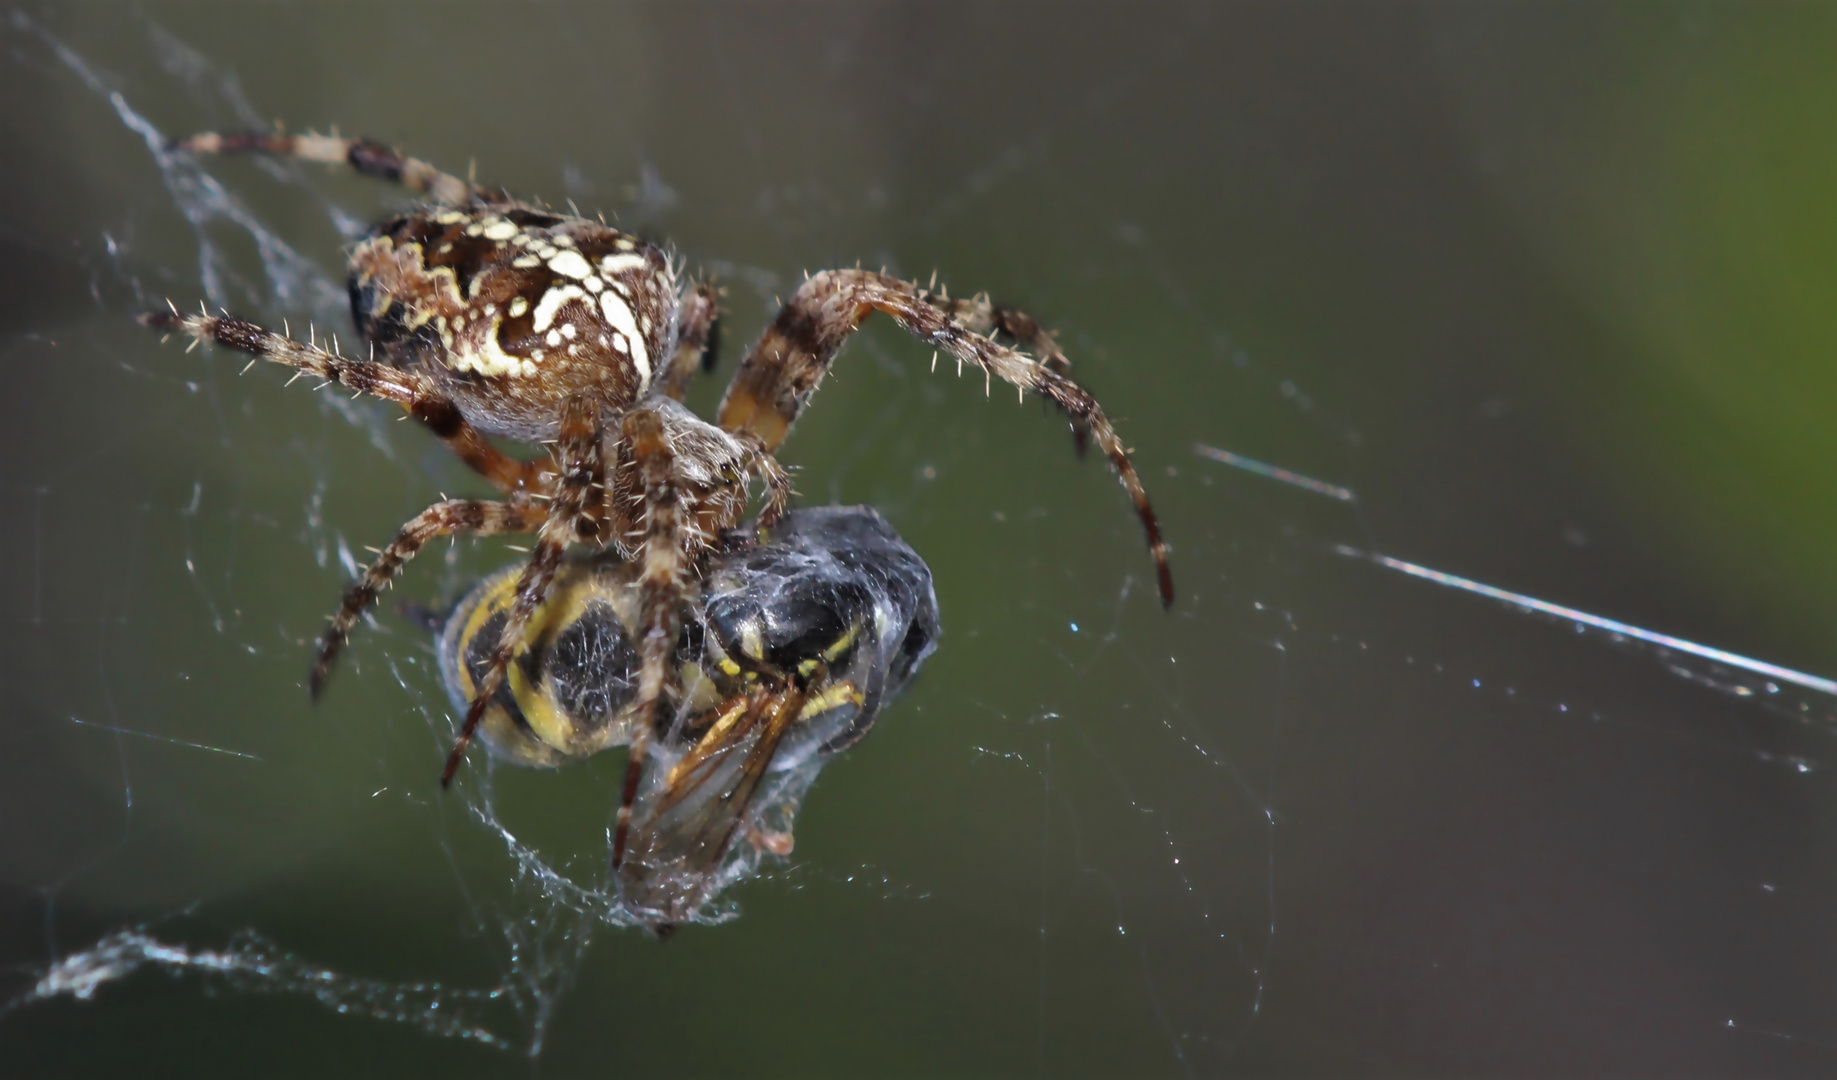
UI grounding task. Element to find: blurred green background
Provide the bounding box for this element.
[5,3,1837,1075]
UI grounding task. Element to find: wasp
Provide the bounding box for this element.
[437,506,938,930]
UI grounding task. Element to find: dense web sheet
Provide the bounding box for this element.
[6,8,1837,1074]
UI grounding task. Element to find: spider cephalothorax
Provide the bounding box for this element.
[142,131,1171,870]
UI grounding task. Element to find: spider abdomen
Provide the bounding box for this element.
[349,206,679,441]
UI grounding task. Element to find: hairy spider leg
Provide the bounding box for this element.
[311,498,546,696]
[411,398,554,495]
[921,289,1090,455]
[718,269,1174,608]
[175,131,505,207]
[655,279,723,402]
[138,312,557,686]
[141,311,552,495]
[612,408,695,870]
[443,398,605,786]
[740,432,794,533]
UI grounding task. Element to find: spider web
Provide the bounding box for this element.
[5,6,1837,1075]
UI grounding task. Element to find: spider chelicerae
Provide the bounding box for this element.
[143,131,1171,869]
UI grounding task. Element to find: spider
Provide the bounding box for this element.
[142,131,1172,870]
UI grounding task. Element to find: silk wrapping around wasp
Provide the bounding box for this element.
[437,505,940,928]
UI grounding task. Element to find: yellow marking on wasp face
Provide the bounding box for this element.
[740,625,765,661]
[823,622,861,663]
[798,681,865,722]
[718,657,742,677]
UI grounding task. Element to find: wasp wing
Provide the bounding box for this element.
[616,683,807,927]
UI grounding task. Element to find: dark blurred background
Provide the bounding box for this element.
[4,2,1837,1075]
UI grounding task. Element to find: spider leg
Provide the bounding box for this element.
[727,428,793,534]
[141,311,551,495]
[311,498,544,697]
[442,397,604,786]
[718,269,1173,607]
[655,278,723,402]
[612,407,695,869]
[173,131,504,207]
[922,289,1090,454]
